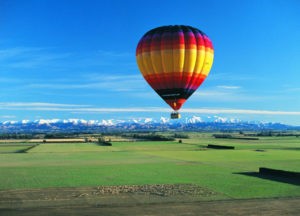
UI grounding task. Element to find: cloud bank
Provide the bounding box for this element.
[1,102,300,116]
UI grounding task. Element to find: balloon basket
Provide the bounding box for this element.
[171,112,181,119]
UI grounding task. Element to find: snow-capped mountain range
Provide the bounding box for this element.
[0,116,244,126]
[0,116,299,133]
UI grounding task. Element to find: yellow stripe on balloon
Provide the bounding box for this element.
[193,49,206,74]
[136,55,147,76]
[145,52,158,76]
[161,49,173,73]
[172,48,185,73]
[150,51,163,74]
[201,51,214,76]
[183,49,197,73]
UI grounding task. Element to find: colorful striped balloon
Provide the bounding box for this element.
[136,25,214,111]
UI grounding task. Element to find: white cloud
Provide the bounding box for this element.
[217,85,241,89]
[0,102,90,108]
[1,102,300,116]
[181,108,300,115]
[0,47,140,94]
[193,88,274,102]
[0,115,16,119]
[0,47,42,60]
[0,46,132,73]
[0,78,21,83]
[193,89,247,102]
[0,47,72,69]
[209,72,255,81]
[97,50,132,58]
[284,87,300,92]
[85,74,142,82]
[195,90,229,97]
[26,74,146,92]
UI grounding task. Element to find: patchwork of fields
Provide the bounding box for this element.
[1,133,299,200]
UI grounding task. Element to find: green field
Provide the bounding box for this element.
[0,134,299,199]
[0,144,35,153]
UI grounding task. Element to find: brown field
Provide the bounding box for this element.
[0,136,134,144]
[0,138,85,143]
[0,139,31,143]
[1,186,299,216]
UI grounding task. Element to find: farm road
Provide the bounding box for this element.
[1,198,300,216]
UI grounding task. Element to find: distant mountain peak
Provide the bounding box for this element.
[0,116,298,133]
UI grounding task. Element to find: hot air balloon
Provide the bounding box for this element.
[136,25,214,119]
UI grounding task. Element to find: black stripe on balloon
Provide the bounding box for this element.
[155,88,195,100]
[142,25,206,39]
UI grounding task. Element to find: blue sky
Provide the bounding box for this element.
[0,0,300,125]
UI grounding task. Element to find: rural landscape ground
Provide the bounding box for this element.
[0,132,299,215]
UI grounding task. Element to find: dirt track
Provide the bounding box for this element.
[1,198,300,216]
[1,185,299,216]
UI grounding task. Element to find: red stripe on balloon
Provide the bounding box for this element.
[188,74,207,90]
[144,73,199,90]
[165,98,186,111]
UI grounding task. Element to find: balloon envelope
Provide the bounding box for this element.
[136,25,214,111]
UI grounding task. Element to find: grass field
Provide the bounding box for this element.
[0,134,299,200]
[0,144,35,153]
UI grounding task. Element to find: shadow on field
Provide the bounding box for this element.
[235,170,300,186]
[279,147,300,151]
